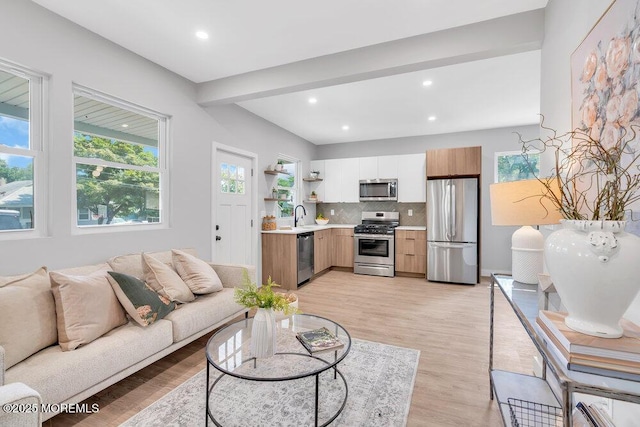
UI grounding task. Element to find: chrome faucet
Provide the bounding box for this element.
[294,204,307,227]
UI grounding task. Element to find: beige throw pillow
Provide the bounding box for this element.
[50,269,128,351]
[0,267,57,368]
[142,253,195,303]
[172,249,223,294]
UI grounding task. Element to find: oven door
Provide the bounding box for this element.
[354,234,394,266]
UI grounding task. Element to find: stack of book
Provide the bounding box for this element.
[535,311,640,381]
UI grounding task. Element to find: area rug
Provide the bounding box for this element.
[120,338,419,426]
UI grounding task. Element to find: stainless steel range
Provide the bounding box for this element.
[353,211,399,277]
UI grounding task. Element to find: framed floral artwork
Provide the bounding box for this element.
[572,0,639,142]
[571,0,640,227]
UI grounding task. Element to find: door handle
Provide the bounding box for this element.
[216,235,222,241]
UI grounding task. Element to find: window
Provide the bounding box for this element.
[0,61,44,233]
[276,159,297,218]
[220,163,246,194]
[494,151,540,183]
[73,85,167,228]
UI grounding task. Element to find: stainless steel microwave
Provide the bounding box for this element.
[359,179,398,201]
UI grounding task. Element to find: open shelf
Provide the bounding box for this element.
[264,198,291,202]
[303,178,323,182]
[264,170,290,176]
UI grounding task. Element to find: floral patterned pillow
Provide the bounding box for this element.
[107,271,175,326]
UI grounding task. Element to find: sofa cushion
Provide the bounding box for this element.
[107,272,176,326]
[164,288,245,342]
[142,253,195,303]
[50,269,128,351]
[53,263,110,276]
[107,249,197,280]
[0,267,57,369]
[4,320,173,411]
[172,249,223,294]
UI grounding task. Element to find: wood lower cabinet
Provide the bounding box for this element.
[395,229,427,275]
[314,229,333,273]
[261,233,297,290]
[332,228,354,268]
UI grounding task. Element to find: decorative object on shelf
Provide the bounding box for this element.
[271,187,277,198]
[275,161,284,172]
[234,273,299,358]
[309,191,317,201]
[309,170,320,179]
[279,193,287,200]
[315,213,329,225]
[489,179,562,284]
[261,215,276,231]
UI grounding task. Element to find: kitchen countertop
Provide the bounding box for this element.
[396,226,426,231]
[261,224,357,234]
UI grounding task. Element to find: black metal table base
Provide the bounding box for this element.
[205,353,349,427]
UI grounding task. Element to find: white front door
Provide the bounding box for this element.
[214,149,254,265]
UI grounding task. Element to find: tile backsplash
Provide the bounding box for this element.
[316,202,426,226]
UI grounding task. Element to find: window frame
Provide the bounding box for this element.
[0,59,47,240]
[71,84,169,234]
[274,155,300,223]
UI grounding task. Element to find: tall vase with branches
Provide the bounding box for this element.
[518,119,640,338]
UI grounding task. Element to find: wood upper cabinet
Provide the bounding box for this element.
[426,146,482,177]
[261,233,297,290]
[314,229,333,273]
[332,228,354,268]
[395,229,427,275]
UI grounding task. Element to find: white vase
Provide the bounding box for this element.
[251,308,277,357]
[545,220,640,338]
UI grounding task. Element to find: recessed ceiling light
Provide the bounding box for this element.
[428,116,437,121]
[342,125,350,131]
[195,31,209,40]
[308,97,317,104]
[121,124,129,128]
[422,80,433,87]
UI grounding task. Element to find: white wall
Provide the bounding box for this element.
[0,1,315,275]
[204,104,317,220]
[316,124,540,274]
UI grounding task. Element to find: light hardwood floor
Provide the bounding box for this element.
[47,270,536,427]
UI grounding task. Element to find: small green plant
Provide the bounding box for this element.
[234,270,299,314]
[316,212,326,219]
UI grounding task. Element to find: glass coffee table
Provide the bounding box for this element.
[205,314,351,427]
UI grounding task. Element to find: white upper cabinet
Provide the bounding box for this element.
[322,158,360,203]
[358,155,399,180]
[378,155,399,179]
[358,157,378,180]
[341,158,360,202]
[397,153,426,202]
[323,159,342,203]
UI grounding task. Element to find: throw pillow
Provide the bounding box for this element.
[142,253,195,303]
[50,269,128,351]
[0,267,57,368]
[172,249,223,294]
[107,271,176,327]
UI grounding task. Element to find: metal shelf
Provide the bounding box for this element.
[490,273,640,427]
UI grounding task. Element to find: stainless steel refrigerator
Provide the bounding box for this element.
[426,177,479,285]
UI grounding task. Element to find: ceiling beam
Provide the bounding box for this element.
[196,9,545,106]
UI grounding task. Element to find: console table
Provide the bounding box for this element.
[489,273,640,426]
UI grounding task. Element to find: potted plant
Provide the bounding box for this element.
[234,271,299,357]
[520,120,640,337]
[275,160,284,172]
[309,191,317,201]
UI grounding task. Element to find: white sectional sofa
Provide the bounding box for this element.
[0,249,253,425]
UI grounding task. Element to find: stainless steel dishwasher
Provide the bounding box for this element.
[297,232,314,285]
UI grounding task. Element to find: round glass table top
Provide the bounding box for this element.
[206,313,351,381]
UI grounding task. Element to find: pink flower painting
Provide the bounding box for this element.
[572,0,640,152]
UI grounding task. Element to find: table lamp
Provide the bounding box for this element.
[489,179,562,284]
